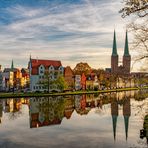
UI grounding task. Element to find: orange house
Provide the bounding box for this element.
[64,66,74,90]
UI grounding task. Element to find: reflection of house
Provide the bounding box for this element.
[64,96,74,119]
[75,95,90,115]
[29,97,65,128]
[86,94,95,108]
[29,58,64,92]
[3,99,22,113]
[0,100,3,124]
[4,99,14,112]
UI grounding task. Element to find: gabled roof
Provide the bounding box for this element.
[3,68,19,73]
[31,59,62,75]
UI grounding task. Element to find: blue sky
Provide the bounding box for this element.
[0,0,139,70]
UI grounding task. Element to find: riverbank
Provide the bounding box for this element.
[0,86,148,99]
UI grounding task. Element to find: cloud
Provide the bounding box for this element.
[0,0,137,70]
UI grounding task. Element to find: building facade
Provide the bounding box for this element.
[111,31,131,75]
[29,58,64,92]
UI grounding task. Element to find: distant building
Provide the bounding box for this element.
[111,31,131,75]
[29,58,64,92]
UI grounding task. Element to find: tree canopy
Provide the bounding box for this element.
[120,0,148,18]
[120,0,148,70]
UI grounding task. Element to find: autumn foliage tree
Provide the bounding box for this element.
[73,62,91,75]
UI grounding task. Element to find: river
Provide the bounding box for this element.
[0,90,148,148]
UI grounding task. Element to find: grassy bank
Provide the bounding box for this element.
[0,86,148,99]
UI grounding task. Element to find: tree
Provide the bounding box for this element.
[54,76,68,92]
[120,0,148,18]
[73,62,91,75]
[120,0,148,69]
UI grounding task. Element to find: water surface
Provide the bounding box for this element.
[0,90,148,148]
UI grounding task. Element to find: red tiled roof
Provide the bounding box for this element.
[31,59,62,75]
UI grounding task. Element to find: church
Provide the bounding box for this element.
[111,30,131,75]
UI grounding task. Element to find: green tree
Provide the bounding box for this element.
[54,76,68,92]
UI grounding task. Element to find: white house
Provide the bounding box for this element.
[2,71,14,91]
[75,75,81,90]
[29,58,64,92]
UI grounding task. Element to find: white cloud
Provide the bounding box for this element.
[0,0,139,71]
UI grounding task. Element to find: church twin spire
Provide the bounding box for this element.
[112,30,118,56]
[124,31,130,56]
[112,30,130,57]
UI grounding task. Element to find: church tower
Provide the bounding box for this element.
[123,31,131,74]
[111,30,118,74]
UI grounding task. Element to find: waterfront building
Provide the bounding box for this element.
[81,73,86,90]
[2,70,14,91]
[21,68,30,88]
[74,75,82,90]
[64,66,74,90]
[29,58,64,92]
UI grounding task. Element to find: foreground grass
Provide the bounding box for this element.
[0,86,148,99]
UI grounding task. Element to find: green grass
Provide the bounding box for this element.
[0,86,148,99]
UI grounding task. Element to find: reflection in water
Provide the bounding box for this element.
[111,92,131,141]
[0,90,148,147]
[140,114,148,144]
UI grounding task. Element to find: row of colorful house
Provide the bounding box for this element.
[0,62,29,91]
[28,58,146,92]
[0,58,148,92]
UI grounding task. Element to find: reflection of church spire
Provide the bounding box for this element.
[123,97,131,141]
[124,116,129,140]
[111,98,118,141]
[112,115,118,141]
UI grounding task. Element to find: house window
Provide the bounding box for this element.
[40,70,43,74]
[34,86,36,90]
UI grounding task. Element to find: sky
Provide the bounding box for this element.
[0,0,140,71]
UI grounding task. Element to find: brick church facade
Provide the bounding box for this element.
[111,30,131,75]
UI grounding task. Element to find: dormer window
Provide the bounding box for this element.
[49,65,54,71]
[59,66,63,71]
[39,65,45,75]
